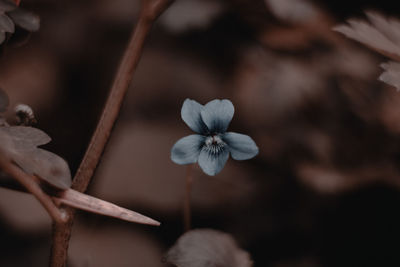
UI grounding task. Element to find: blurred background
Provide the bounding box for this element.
[1,0,400,266]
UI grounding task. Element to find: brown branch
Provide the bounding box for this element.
[72,0,173,192]
[0,157,67,224]
[49,1,173,266]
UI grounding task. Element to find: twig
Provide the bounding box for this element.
[0,157,67,224]
[183,165,193,231]
[49,1,173,266]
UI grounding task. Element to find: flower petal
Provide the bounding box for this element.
[181,99,208,134]
[223,132,259,160]
[171,135,205,165]
[198,145,229,176]
[201,99,234,133]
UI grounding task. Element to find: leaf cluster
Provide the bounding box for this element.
[0,88,71,190]
[334,12,400,90]
[0,0,40,45]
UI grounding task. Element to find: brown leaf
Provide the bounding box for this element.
[0,0,16,13]
[165,229,253,267]
[0,13,14,33]
[0,128,14,158]
[366,12,400,45]
[379,61,400,91]
[333,12,400,61]
[0,126,51,150]
[12,148,71,189]
[8,8,40,32]
[0,126,71,189]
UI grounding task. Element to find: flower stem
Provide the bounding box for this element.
[183,164,193,231]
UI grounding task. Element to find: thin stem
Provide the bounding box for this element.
[183,164,193,231]
[0,157,66,224]
[49,1,173,266]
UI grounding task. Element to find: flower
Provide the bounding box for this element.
[171,99,259,176]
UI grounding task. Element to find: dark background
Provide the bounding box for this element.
[1,0,400,266]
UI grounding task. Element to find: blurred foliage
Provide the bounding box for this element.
[1,0,400,266]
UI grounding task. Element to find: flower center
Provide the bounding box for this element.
[204,135,226,154]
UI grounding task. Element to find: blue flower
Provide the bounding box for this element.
[171,99,259,176]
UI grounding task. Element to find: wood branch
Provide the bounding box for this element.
[49,1,173,266]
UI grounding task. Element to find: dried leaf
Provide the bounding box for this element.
[0,88,9,112]
[0,126,71,189]
[165,229,253,267]
[8,8,40,32]
[0,128,14,158]
[0,0,16,13]
[379,61,400,91]
[0,13,14,33]
[365,12,400,45]
[333,12,400,61]
[0,126,51,150]
[265,0,318,23]
[12,148,71,189]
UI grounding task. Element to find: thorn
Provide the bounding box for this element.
[54,189,160,226]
